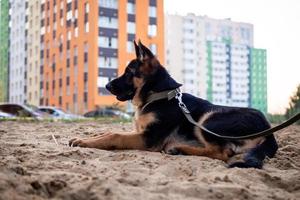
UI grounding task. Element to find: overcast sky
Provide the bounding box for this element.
[164,0,300,114]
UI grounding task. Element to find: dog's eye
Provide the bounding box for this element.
[125,71,133,84]
[126,67,135,74]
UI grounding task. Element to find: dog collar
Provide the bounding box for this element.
[141,88,180,111]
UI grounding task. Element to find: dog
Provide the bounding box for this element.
[69,41,278,168]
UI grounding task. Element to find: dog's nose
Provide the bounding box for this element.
[106,82,112,91]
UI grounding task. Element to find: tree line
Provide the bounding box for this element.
[268,84,300,124]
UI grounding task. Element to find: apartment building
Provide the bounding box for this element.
[40,0,164,114]
[0,0,9,102]
[250,48,267,113]
[8,0,28,104]
[165,14,267,113]
[26,0,41,106]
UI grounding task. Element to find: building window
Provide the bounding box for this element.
[73,93,77,102]
[74,27,78,37]
[67,58,70,68]
[98,16,118,29]
[67,85,70,95]
[127,41,134,53]
[65,76,70,86]
[84,2,89,33]
[67,2,71,11]
[84,43,89,63]
[97,76,109,88]
[99,0,118,9]
[85,2,89,13]
[84,92,88,103]
[149,44,157,55]
[127,22,135,34]
[127,2,135,14]
[59,96,62,105]
[74,0,78,9]
[98,56,118,69]
[148,24,157,37]
[60,18,64,26]
[85,22,89,33]
[74,46,78,65]
[66,9,72,27]
[148,6,157,18]
[98,36,118,48]
[84,72,88,83]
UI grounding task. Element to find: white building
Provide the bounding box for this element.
[165,14,255,107]
[9,0,28,104]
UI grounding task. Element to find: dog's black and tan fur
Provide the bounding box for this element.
[69,41,278,168]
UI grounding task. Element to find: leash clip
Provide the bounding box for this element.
[175,89,190,114]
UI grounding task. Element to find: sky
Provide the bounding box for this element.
[164,0,300,114]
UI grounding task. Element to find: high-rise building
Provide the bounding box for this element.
[40,0,164,114]
[0,0,10,102]
[26,0,41,106]
[165,14,267,113]
[250,48,267,113]
[9,0,28,104]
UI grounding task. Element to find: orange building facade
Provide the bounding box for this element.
[40,0,164,114]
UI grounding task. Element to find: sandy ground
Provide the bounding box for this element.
[0,120,299,200]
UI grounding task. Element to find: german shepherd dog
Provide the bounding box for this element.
[69,41,278,168]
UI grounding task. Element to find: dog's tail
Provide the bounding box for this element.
[228,134,278,169]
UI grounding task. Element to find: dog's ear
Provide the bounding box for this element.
[137,40,160,75]
[134,40,155,61]
[134,40,142,59]
[138,40,154,59]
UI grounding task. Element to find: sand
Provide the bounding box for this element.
[0,120,299,200]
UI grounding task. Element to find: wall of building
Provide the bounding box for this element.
[250,48,267,113]
[41,0,99,114]
[40,0,164,114]
[26,0,41,106]
[96,0,164,109]
[0,0,9,102]
[164,15,184,86]
[9,0,27,104]
[165,14,267,112]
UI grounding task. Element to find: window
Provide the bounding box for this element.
[74,0,78,9]
[84,2,89,33]
[98,56,118,69]
[85,2,90,13]
[84,43,89,63]
[148,24,157,37]
[74,46,78,65]
[84,72,88,82]
[85,22,89,33]
[98,36,118,48]
[98,16,118,29]
[149,44,157,55]
[83,92,88,102]
[66,10,72,21]
[127,22,135,34]
[127,41,134,53]
[97,77,109,87]
[74,27,78,37]
[66,84,70,96]
[99,0,118,9]
[148,6,156,18]
[60,18,64,26]
[127,2,135,14]
[67,30,71,40]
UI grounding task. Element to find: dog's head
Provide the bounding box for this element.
[106,40,181,105]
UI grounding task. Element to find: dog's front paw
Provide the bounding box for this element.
[166,147,183,155]
[69,138,91,148]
